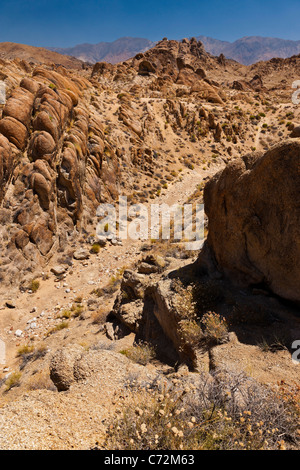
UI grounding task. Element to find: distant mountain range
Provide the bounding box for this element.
[49,37,155,64]
[197,35,300,65]
[48,35,300,66]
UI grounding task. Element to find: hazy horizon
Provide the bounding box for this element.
[2,34,300,52]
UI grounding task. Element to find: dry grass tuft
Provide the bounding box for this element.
[120,342,156,366]
[5,371,22,391]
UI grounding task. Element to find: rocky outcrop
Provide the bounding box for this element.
[0,62,123,285]
[290,126,300,138]
[0,116,28,150]
[200,139,300,304]
[50,345,84,391]
[50,345,158,392]
[131,38,213,84]
[91,38,230,105]
[0,38,295,289]
[0,134,18,201]
[110,261,202,370]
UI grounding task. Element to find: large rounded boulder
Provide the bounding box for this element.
[201,139,300,304]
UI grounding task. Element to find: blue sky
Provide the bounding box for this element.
[0,0,300,47]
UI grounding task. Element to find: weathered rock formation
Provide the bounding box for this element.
[200,139,300,304]
[0,62,121,286]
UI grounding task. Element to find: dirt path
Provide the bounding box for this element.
[0,161,223,372]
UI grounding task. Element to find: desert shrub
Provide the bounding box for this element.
[102,268,127,295]
[172,280,227,349]
[17,343,49,370]
[278,381,300,416]
[257,335,289,353]
[17,344,34,357]
[120,342,156,366]
[55,320,69,330]
[200,312,229,345]
[105,386,190,450]
[195,371,300,449]
[29,279,40,293]
[91,243,101,254]
[46,321,69,336]
[104,278,122,295]
[60,309,72,319]
[179,319,203,348]
[172,282,203,345]
[172,280,196,321]
[71,303,84,318]
[105,370,300,450]
[91,287,105,298]
[17,344,37,370]
[33,343,48,360]
[91,309,107,325]
[5,371,22,391]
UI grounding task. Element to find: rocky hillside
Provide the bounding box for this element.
[0,37,260,289]
[0,38,300,450]
[0,42,84,69]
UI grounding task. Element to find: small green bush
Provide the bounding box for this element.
[29,279,40,293]
[5,371,22,391]
[91,243,101,254]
